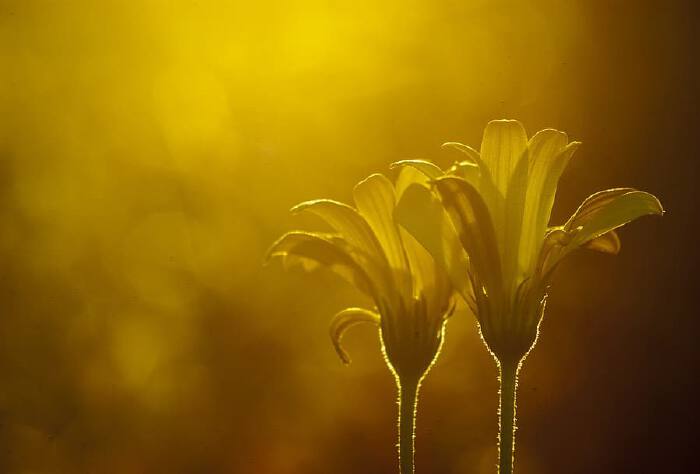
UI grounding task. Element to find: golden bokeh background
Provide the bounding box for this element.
[0,0,697,472]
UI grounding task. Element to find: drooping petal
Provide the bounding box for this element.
[564,188,635,230]
[519,132,579,274]
[583,230,621,254]
[566,189,664,249]
[537,190,662,278]
[479,119,528,197]
[394,182,472,302]
[291,199,385,265]
[266,231,375,296]
[353,174,411,295]
[329,307,380,364]
[434,176,503,300]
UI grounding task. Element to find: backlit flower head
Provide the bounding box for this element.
[267,169,461,473]
[394,119,664,363]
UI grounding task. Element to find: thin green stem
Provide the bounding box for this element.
[498,359,520,474]
[398,376,419,474]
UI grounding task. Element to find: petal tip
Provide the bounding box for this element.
[329,308,380,366]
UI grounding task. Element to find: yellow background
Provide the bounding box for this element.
[0,1,695,472]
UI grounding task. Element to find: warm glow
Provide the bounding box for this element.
[0,1,691,473]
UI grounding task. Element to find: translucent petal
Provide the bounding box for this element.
[502,146,530,291]
[442,142,481,165]
[400,227,446,306]
[433,176,503,299]
[329,307,380,364]
[564,188,635,230]
[390,159,443,180]
[353,174,411,295]
[443,140,504,253]
[536,227,569,278]
[446,161,479,189]
[266,231,375,296]
[567,189,664,248]
[479,119,528,197]
[394,165,432,200]
[291,199,384,265]
[583,230,621,254]
[519,133,578,274]
[394,167,439,299]
[395,182,472,302]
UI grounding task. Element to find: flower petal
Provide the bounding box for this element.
[443,139,504,251]
[564,187,634,230]
[583,230,621,254]
[266,231,375,296]
[442,142,481,166]
[447,160,481,187]
[566,189,664,248]
[479,119,528,197]
[502,145,530,291]
[353,174,411,294]
[433,176,503,299]
[519,132,579,274]
[291,199,384,265]
[390,159,444,180]
[442,143,491,191]
[329,307,380,364]
[394,167,440,299]
[393,164,432,199]
[394,182,472,302]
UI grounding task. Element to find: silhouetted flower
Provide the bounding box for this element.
[394,119,663,474]
[267,169,462,474]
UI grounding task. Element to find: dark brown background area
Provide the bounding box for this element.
[0,0,698,473]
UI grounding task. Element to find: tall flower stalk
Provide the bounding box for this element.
[394,119,663,473]
[267,169,463,473]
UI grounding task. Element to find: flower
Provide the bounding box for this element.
[266,169,461,474]
[393,119,663,473]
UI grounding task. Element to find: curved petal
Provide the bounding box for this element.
[329,307,380,364]
[353,174,411,295]
[583,230,621,254]
[442,142,490,191]
[434,176,503,299]
[519,130,578,274]
[479,119,528,197]
[536,227,569,278]
[394,164,432,200]
[394,166,456,308]
[393,167,438,299]
[291,199,385,265]
[266,231,375,296]
[395,182,472,302]
[564,187,635,230]
[567,189,664,249]
[447,160,481,187]
[390,159,444,180]
[442,142,481,166]
[443,140,504,249]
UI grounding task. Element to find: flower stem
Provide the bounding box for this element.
[398,376,419,474]
[498,358,520,474]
